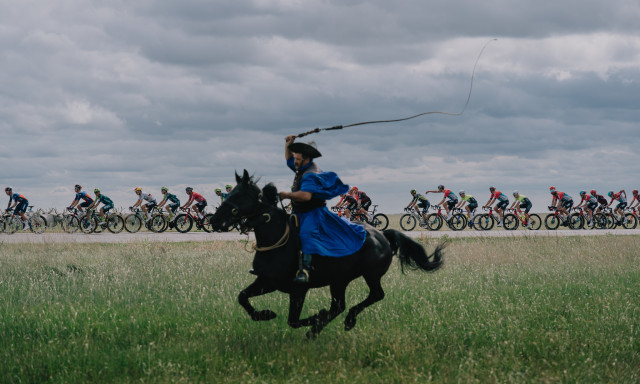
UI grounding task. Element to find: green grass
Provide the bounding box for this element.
[1,236,639,383]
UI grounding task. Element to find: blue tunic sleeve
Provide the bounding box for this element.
[300,172,349,200]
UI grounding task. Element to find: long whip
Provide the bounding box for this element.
[296,38,497,138]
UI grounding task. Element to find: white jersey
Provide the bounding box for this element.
[138,193,157,203]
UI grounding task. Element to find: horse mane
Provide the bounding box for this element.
[261,183,279,207]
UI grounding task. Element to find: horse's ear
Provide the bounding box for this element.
[242,169,250,185]
[235,171,242,184]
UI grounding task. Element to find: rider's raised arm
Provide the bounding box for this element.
[285,135,295,160]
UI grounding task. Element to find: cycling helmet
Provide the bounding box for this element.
[590,189,597,195]
[350,186,358,192]
[215,188,222,193]
[459,190,465,195]
[410,189,416,194]
[5,187,12,192]
[579,190,586,195]
[489,186,495,191]
[134,187,142,192]
[513,190,519,196]
[161,187,168,192]
[607,191,613,197]
[75,184,82,189]
[549,186,556,191]
[437,185,444,190]
[225,184,232,189]
[633,189,638,195]
[94,188,100,193]
[185,187,193,192]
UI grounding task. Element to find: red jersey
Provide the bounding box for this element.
[188,192,206,203]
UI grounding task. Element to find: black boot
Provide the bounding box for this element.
[293,253,312,284]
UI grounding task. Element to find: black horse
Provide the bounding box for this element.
[210,170,444,338]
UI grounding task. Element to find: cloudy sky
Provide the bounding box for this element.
[1,0,639,213]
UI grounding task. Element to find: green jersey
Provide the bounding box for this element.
[162,193,180,204]
[96,194,113,206]
[515,194,528,202]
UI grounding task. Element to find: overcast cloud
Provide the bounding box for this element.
[1,0,639,213]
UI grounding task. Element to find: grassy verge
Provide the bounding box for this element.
[1,236,639,383]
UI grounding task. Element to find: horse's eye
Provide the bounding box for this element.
[232,208,238,216]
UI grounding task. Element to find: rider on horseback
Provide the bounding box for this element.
[279,135,367,284]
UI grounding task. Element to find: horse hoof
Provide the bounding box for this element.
[305,330,318,340]
[344,316,356,331]
[252,310,277,321]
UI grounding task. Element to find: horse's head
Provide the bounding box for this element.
[210,169,264,231]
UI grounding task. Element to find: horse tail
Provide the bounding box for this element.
[383,229,445,273]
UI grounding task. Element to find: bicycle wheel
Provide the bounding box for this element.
[92,217,106,233]
[62,215,80,233]
[202,213,216,233]
[5,216,22,234]
[0,217,5,233]
[107,214,125,234]
[371,213,389,230]
[174,214,193,233]
[425,213,443,231]
[502,214,519,230]
[149,214,167,233]
[124,214,143,233]
[80,215,96,234]
[399,214,416,231]
[605,213,617,229]
[478,214,495,230]
[544,214,560,230]
[527,214,542,230]
[351,213,368,224]
[622,213,637,229]
[29,214,47,234]
[568,213,583,230]
[448,214,467,231]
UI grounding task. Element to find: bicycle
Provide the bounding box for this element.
[173,207,215,233]
[25,206,47,234]
[621,207,639,229]
[592,207,616,229]
[124,207,167,233]
[80,208,126,234]
[425,206,467,231]
[351,205,390,230]
[503,208,542,230]
[1,208,45,234]
[544,206,576,230]
[567,206,595,230]
[474,206,502,231]
[399,207,429,231]
[61,207,91,233]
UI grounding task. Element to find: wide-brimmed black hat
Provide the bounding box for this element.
[288,141,322,158]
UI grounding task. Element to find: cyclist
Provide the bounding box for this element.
[354,188,373,221]
[425,185,458,219]
[181,187,207,220]
[158,187,180,221]
[576,190,598,226]
[590,189,608,213]
[550,187,573,224]
[69,185,94,214]
[606,189,627,224]
[509,191,533,227]
[132,187,157,220]
[483,186,509,227]
[456,190,478,224]
[87,189,114,223]
[406,189,430,222]
[5,187,30,230]
[214,188,224,204]
[339,192,359,220]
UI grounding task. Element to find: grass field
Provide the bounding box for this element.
[1,235,639,383]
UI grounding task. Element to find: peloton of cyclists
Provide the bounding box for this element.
[509,191,533,228]
[68,185,94,214]
[483,187,509,227]
[352,187,373,221]
[406,189,430,222]
[132,187,157,221]
[5,187,30,230]
[425,185,458,219]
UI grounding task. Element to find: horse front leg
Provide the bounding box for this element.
[238,278,277,321]
[307,283,347,338]
[286,287,311,329]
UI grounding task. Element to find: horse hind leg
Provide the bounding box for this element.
[239,279,277,321]
[344,275,385,331]
[304,283,348,339]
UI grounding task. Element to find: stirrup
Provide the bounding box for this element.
[293,269,309,283]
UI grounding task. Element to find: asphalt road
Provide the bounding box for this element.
[2,228,639,244]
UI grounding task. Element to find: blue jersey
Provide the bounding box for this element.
[75,191,93,203]
[10,193,28,203]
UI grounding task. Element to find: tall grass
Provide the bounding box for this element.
[0,236,638,383]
